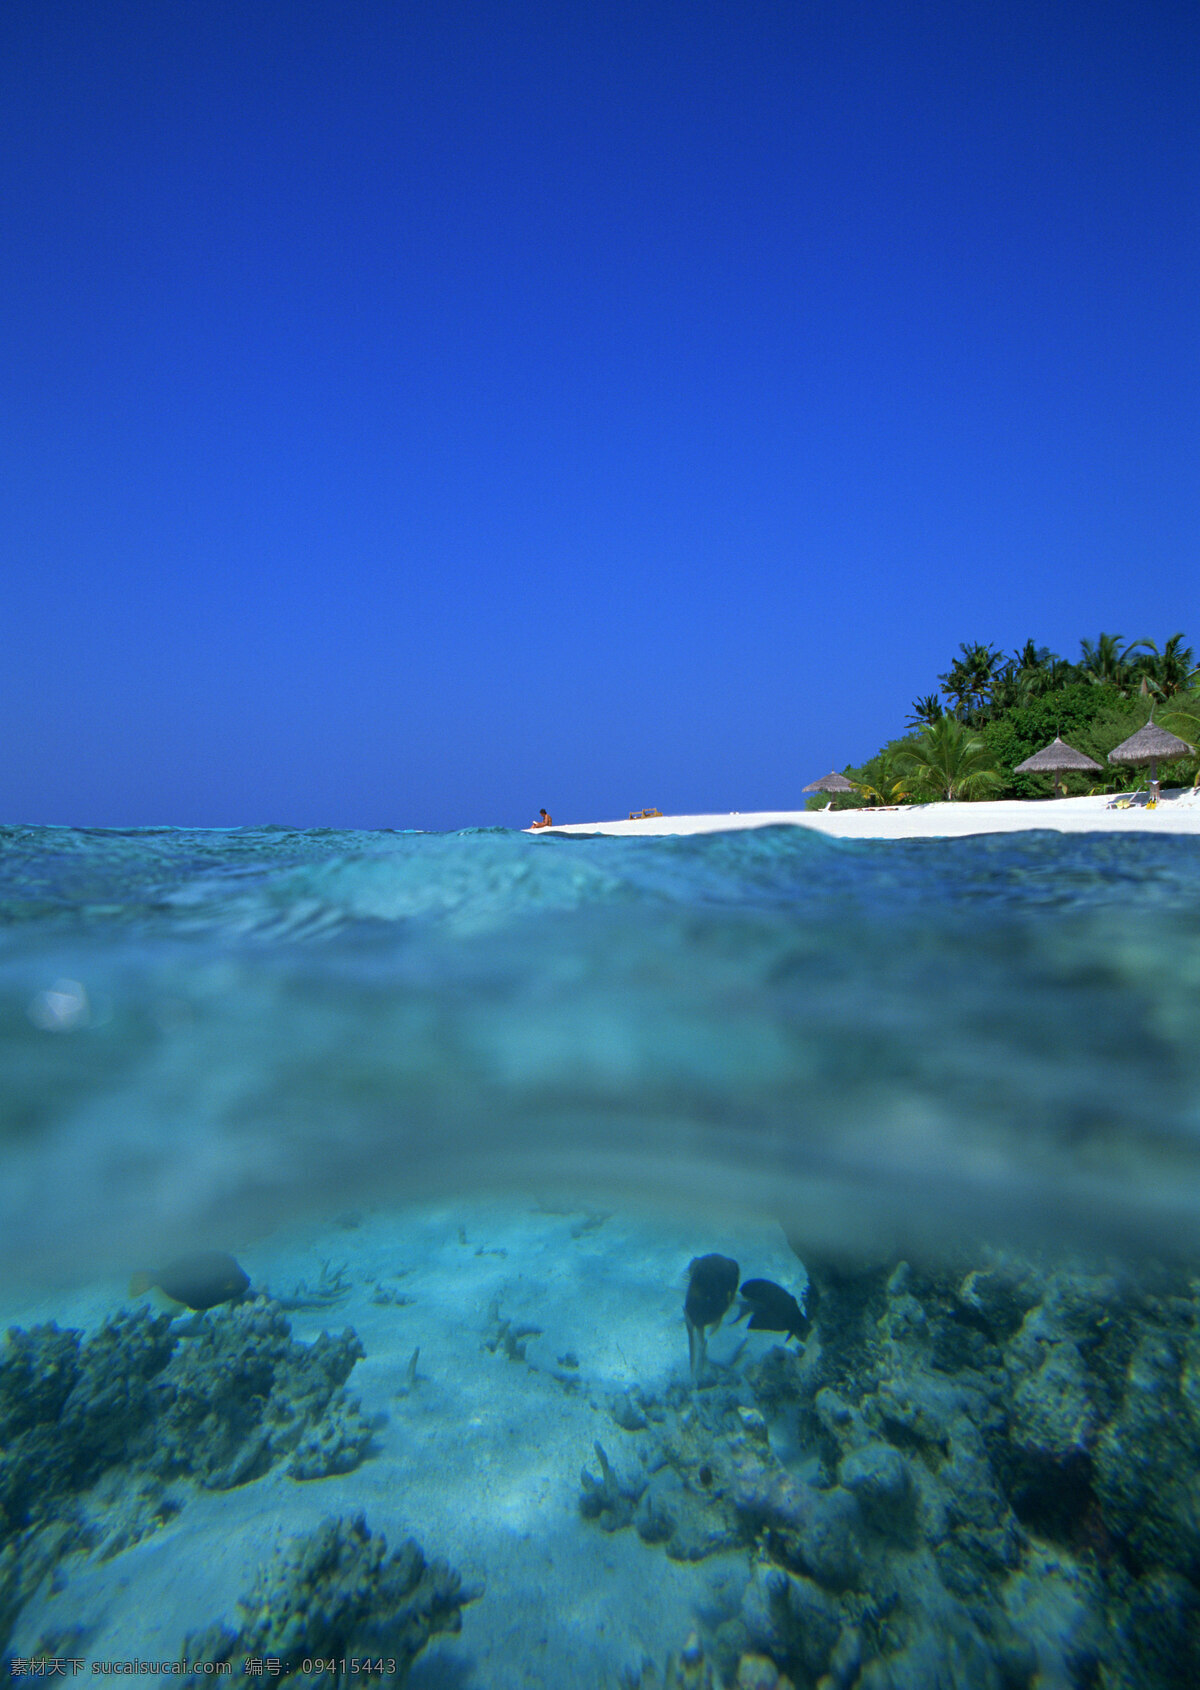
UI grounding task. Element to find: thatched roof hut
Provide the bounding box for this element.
[1013,735,1102,799]
[1108,721,1195,799]
[802,771,856,795]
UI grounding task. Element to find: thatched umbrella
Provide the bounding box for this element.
[1013,735,1102,799]
[1108,721,1196,803]
[803,771,856,808]
[803,771,855,794]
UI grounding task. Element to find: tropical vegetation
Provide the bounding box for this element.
[812,632,1200,807]
[893,716,1005,803]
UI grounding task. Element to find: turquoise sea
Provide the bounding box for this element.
[3,823,1200,1686]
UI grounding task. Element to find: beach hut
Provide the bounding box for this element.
[1013,736,1102,799]
[1107,721,1196,804]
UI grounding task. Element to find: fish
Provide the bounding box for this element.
[736,1277,811,1343]
[684,1253,739,1381]
[129,1250,251,1312]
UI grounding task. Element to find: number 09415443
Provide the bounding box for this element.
[300,1663,396,1677]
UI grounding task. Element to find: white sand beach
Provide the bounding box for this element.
[530,787,1200,839]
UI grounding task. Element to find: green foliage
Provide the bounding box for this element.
[846,746,912,806]
[805,790,864,811]
[894,717,1004,802]
[1156,688,1200,787]
[980,684,1143,797]
[1158,687,1200,747]
[840,738,922,807]
[849,631,1200,805]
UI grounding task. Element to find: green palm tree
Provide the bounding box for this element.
[1133,633,1197,698]
[962,641,1004,718]
[1005,640,1066,700]
[905,693,944,729]
[937,658,974,720]
[850,751,912,807]
[937,642,1003,723]
[990,654,1039,713]
[1014,638,1056,671]
[1079,632,1153,691]
[895,716,1004,803]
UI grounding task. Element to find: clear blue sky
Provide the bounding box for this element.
[4,1,1197,828]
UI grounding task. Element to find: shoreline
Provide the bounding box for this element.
[528,788,1200,839]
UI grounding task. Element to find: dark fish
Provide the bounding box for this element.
[736,1277,810,1343]
[684,1254,739,1380]
[130,1251,251,1312]
[685,1254,740,1328]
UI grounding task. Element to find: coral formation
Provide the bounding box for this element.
[270,1259,355,1310]
[150,1297,372,1486]
[482,1297,544,1362]
[585,1246,1200,1689]
[1,1310,176,1541]
[580,1441,643,1532]
[181,1513,473,1687]
[621,1630,729,1689]
[0,1298,372,1653]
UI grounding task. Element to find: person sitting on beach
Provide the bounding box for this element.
[531,808,553,829]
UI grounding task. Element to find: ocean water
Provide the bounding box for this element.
[3,822,1200,1282]
[3,823,1200,1683]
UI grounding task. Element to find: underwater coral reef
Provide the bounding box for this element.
[3,1219,1200,1687]
[181,1513,474,1685]
[588,1246,1200,1690]
[0,1298,378,1657]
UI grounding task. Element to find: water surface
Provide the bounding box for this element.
[3,823,1198,1284]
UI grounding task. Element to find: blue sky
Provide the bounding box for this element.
[3,0,1197,829]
